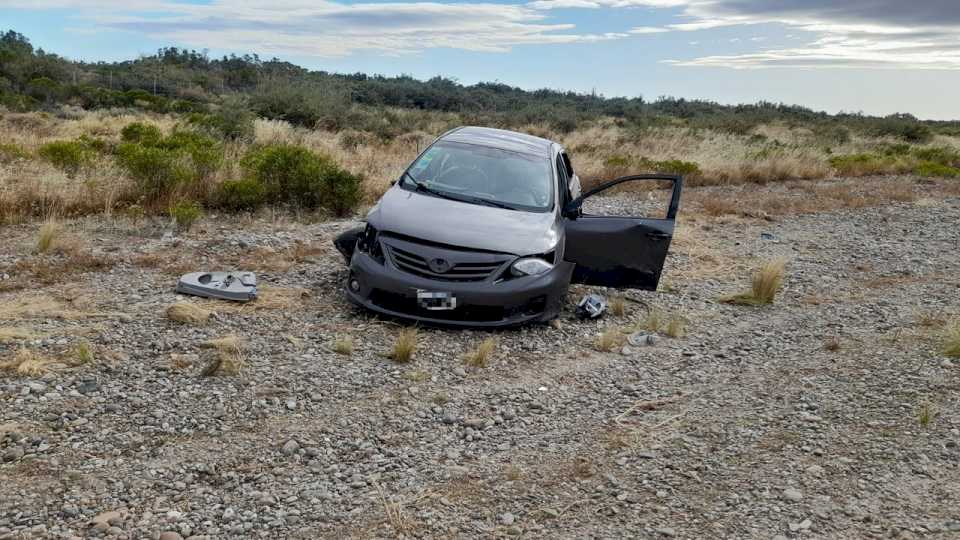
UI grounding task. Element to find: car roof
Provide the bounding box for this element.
[440,126,555,158]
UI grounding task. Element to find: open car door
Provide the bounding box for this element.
[562,174,683,290]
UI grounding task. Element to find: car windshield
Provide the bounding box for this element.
[401,141,553,212]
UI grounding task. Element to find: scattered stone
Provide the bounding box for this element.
[783,488,804,502]
[281,440,299,455]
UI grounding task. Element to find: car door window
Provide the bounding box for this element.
[580,178,676,219]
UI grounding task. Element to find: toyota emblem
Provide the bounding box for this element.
[428,258,450,273]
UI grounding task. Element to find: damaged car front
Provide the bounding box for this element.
[336,126,683,327]
[343,129,576,326]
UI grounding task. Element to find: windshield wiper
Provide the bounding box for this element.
[458,196,516,210]
[401,172,464,203]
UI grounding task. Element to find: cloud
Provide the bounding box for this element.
[0,0,626,57]
[532,0,960,69]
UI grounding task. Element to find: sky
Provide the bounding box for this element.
[2,0,959,120]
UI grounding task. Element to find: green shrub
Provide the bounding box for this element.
[655,159,701,177]
[116,143,191,200]
[604,155,631,168]
[169,201,203,230]
[915,161,960,178]
[159,130,223,179]
[206,98,256,141]
[0,143,29,163]
[874,118,933,143]
[318,167,363,216]
[120,122,163,146]
[241,143,362,215]
[828,153,898,176]
[77,134,111,153]
[911,147,960,167]
[812,123,850,144]
[38,140,93,176]
[216,178,267,210]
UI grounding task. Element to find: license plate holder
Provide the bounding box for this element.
[416,290,457,310]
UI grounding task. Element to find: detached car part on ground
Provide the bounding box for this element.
[334,126,683,327]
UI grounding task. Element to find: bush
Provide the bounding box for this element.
[38,140,93,176]
[915,161,960,178]
[874,118,933,143]
[241,143,362,215]
[829,153,896,176]
[169,201,203,230]
[188,98,256,141]
[116,143,191,200]
[812,123,851,145]
[216,177,267,210]
[121,122,163,146]
[159,130,223,180]
[655,159,701,177]
[911,147,960,167]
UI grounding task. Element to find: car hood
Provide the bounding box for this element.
[367,186,559,256]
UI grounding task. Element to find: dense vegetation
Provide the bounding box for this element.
[2,29,957,140]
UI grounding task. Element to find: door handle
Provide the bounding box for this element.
[646,231,671,240]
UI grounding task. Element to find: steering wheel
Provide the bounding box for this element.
[435,166,489,191]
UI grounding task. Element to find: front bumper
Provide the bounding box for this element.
[345,250,573,327]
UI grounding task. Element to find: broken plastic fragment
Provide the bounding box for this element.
[176,271,257,302]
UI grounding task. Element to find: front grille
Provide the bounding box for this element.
[382,237,510,282]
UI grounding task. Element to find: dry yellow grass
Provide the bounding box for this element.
[4,109,957,222]
[201,335,246,375]
[666,315,686,338]
[722,258,786,306]
[944,319,960,359]
[0,294,102,320]
[594,327,626,352]
[609,296,626,317]
[464,337,496,368]
[641,307,664,333]
[0,348,55,377]
[36,219,61,253]
[74,340,95,364]
[0,327,37,342]
[389,327,418,363]
[166,302,212,324]
[333,336,354,356]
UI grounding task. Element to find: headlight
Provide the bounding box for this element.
[511,257,554,276]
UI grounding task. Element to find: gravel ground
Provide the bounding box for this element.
[1,180,959,539]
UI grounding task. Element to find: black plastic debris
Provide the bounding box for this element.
[576,294,607,319]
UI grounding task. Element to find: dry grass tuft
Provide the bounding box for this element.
[376,484,415,536]
[915,310,947,328]
[36,219,61,253]
[943,319,960,359]
[0,294,102,320]
[166,302,212,324]
[918,401,938,428]
[666,315,686,338]
[333,336,354,356]
[389,327,418,363]
[74,340,94,365]
[594,327,626,352]
[464,337,496,368]
[504,465,523,481]
[0,327,38,342]
[250,286,310,311]
[609,295,626,317]
[824,337,842,352]
[722,258,786,306]
[641,307,664,333]
[200,335,246,375]
[0,349,55,377]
